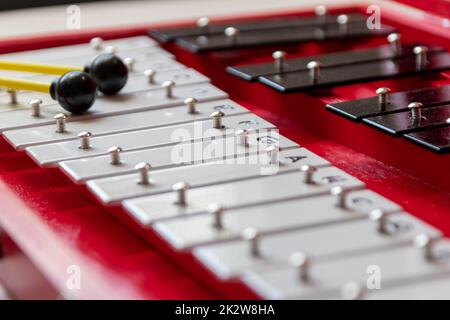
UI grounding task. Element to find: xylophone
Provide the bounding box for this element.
[0,1,450,300]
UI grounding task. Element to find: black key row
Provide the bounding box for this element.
[327,85,450,153]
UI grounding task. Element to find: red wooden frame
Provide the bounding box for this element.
[0,3,449,299]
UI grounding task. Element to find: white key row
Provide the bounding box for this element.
[3,83,228,147]
[0,36,157,61]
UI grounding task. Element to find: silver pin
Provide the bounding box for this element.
[135,162,151,185]
[77,131,92,150]
[54,113,67,133]
[144,69,156,84]
[210,111,225,129]
[184,97,198,114]
[315,5,328,24]
[197,17,210,34]
[162,80,175,98]
[337,14,349,34]
[330,186,349,209]
[300,164,317,184]
[376,87,391,109]
[235,129,249,147]
[369,209,392,234]
[289,251,312,282]
[387,33,401,54]
[107,146,122,165]
[7,89,17,105]
[172,181,190,206]
[408,102,423,119]
[90,37,104,50]
[104,45,117,54]
[266,145,280,165]
[307,61,322,84]
[29,99,42,117]
[414,46,428,70]
[241,227,262,257]
[224,27,239,45]
[272,51,287,74]
[414,234,438,261]
[124,57,136,72]
[447,118,450,124]
[341,282,365,300]
[208,203,225,230]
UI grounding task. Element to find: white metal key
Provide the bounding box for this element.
[0,36,158,61]
[124,166,365,225]
[3,83,228,147]
[243,241,448,299]
[25,101,252,165]
[154,189,402,250]
[87,148,329,205]
[60,131,296,183]
[194,212,439,280]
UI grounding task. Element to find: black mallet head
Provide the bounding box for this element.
[84,53,129,95]
[50,71,97,114]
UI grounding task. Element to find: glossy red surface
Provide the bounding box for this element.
[0,4,449,299]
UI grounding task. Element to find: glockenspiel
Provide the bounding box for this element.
[0,1,450,300]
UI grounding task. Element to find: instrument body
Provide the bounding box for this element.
[0,2,449,299]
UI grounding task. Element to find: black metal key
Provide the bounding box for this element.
[404,126,450,153]
[326,85,450,121]
[228,44,445,81]
[175,22,394,52]
[259,51,450,92]
[363,104,450,135]
[149,13,368,43]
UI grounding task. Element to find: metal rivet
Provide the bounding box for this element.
[414,234,437,261]
[387,33,401,54]
[241,227,262,257]
[369,209,392,234]
[54,113,67,133]
[289,251,312,282]
[408,102,423,119]
[197,16,210,34]
[341,282,365,300]
[210,111,225,129]
[266,145,280,165]
[376,87,391,108]
[330,186,349,209]
[300,165,317,184]
[272,51,287,74]
[184,97,198,114]
[29,99,42,117]
[235,129,249,147]
[172,181,190,206]
[315,5,327,24]
[224,27,239,44]
[104,45,117,54]
[144,69,156,84]
[90,37,104,50]
[337,14,349,33]
[6,89,17,105]
[77,131,92,150]
[413,46,428,70]
[307,61,323,84]
[124,57,135,72]
[208,203,224,230]
[135,162,151,185]
[162,80,175,98]
[107,146,122,165]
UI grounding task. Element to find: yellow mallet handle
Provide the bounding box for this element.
[0,77,50,93]
[0,60,83,75]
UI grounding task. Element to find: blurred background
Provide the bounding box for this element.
[0,0,113,11]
